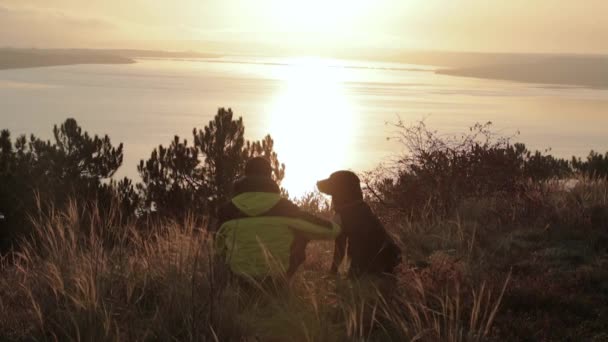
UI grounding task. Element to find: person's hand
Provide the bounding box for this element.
[329,265,338,275]
[331,213,342,225]
[323,267,339,280]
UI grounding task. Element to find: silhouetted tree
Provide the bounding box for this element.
[137,108,285,220]
[194,108,247,207]
[0,119,130,252]
[573,150,608,179]
[99,177,141,221]
[138,136,206,219]
[37,119,123,202]
[243,134,286,183]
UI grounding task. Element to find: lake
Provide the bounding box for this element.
[1,57,608,195]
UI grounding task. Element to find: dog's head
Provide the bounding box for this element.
[317,170,363,205]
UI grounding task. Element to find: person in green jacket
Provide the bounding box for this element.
[215,157,341,283]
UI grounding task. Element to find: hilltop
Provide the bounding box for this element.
[437,55,608,89]
[381,50,608,89]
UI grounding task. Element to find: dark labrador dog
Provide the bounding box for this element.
[317,171,401,277]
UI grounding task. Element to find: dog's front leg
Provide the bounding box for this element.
[330,234,347,274]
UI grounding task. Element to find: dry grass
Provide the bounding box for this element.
[1,177,607,341]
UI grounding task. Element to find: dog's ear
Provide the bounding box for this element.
[318,171,363,197]
[330,171,363,200]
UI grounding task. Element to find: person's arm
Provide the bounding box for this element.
[270,199,341,240]
[287,212,341,240]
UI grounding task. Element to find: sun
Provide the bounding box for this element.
[268,58,359,196]
[267,0,372,34]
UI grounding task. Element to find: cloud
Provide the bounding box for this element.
[0,3,116,29]
[0,2,126,47]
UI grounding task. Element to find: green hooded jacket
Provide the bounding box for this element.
[215,192,340,279]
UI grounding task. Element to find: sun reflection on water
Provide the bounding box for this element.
[268,58,359,196]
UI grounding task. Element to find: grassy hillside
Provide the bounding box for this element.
[1,177,606,341]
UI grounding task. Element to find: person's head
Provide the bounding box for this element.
[316,170,363,207]
[231,157,280,196]
[245,157,273,179]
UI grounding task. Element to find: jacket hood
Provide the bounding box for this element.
[233,176,280,196]
[231,192,282,216]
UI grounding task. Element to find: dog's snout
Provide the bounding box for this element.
[316,178,332,194]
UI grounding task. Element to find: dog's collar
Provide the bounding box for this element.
[334,199,365,212]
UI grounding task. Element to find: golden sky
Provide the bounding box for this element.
[1,0,607,54]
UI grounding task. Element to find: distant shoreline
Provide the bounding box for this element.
[0,60,135,70]
[2,48,608,89]
[372,51,608,89]
[436,59,608,89]
[0,48,220,70]
[0,50,132,70]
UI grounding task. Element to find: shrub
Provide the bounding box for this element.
[365,121,572,218]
